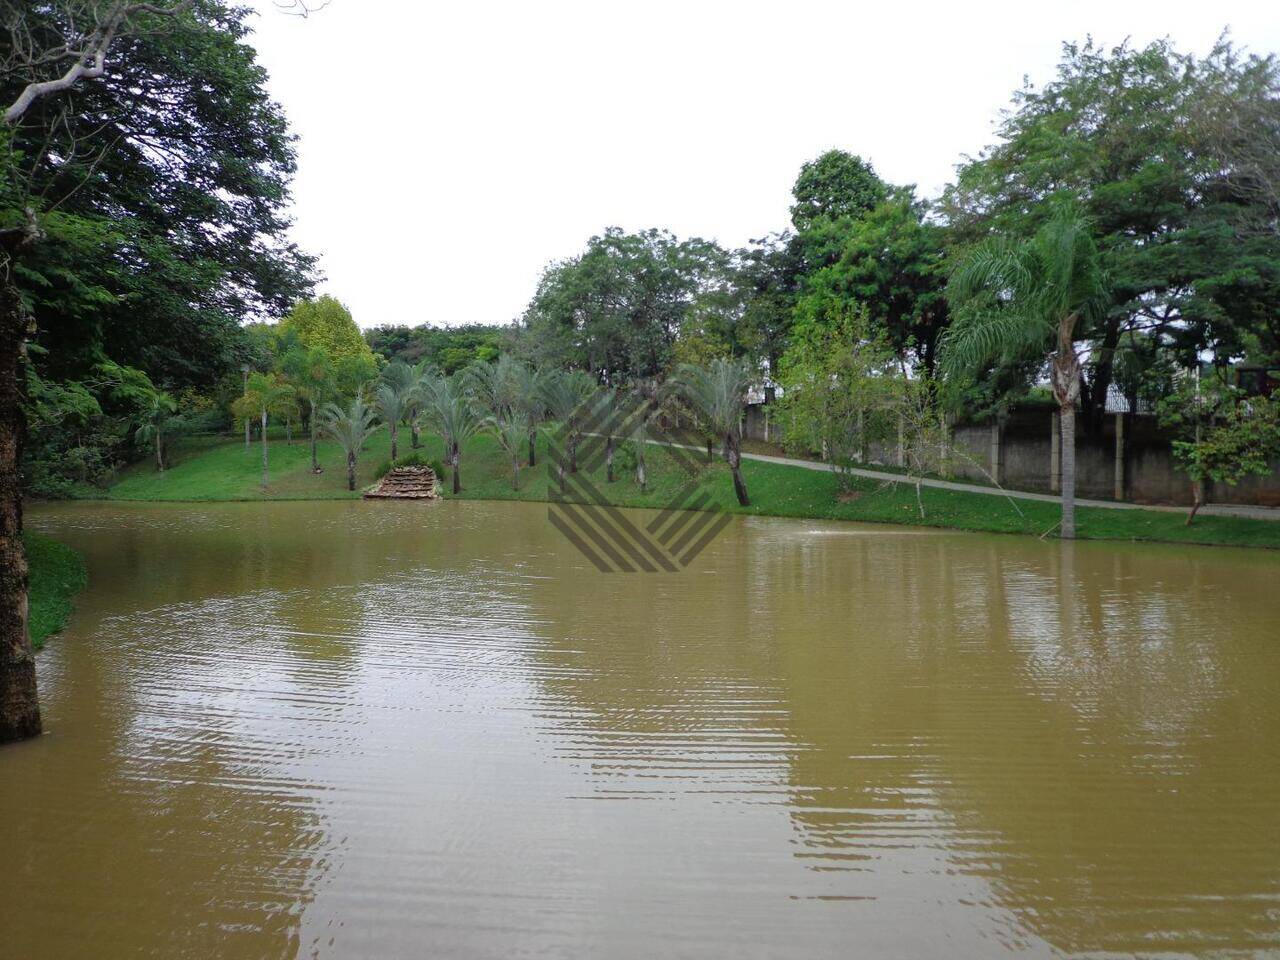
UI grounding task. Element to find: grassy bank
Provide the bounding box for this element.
[81,429,1280,550]
[25,531,88,650]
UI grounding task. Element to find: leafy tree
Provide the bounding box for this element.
[366,323,503,373]
[282,296,374,366]
[321,395,381,492]
[1157,376,1280,523]
[790,150,888,235]
[778,304,899,490]
[518,228,731,381]
[281,344,334,474]
[672,358,755,506]
[794,191,949,373]
[942,208,1110,539]
[487,411,530,491]
[940,37,1280,428]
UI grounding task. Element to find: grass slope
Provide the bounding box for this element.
[91,429,1280,550]
[26,531,88,650]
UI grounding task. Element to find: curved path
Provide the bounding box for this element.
[650,439,1280,522]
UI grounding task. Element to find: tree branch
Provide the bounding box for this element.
[3,1,194,125]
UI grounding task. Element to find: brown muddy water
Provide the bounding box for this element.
[5,500,1280,959]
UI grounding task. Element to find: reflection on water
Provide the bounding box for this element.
[4,500,1279,958]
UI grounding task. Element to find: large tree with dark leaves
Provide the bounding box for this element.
[939,37,1280,432]
[517,227,732,383]
[1,0,314,743]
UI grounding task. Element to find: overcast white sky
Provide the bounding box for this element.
[245,1,1280,330]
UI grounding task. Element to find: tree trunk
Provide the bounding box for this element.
[285,417,292,445]
[1186,482,1203,526]
[260,409,269,492]
[1059,405,1076,540]
[636,454,646,494]
[155,438,164,472]
[310,399,319,473]
[511,457,520,491]
[411,421,420,450]
[1,280,40,743]
[727,432,750,506]
[527,427,537,468]
[451,445,461,495]
[569,435,578,473]
[390,423,398,463]
[606,434,615,482]
[706,437,713,463]
[244,416,250,450]
[346,452,356,491]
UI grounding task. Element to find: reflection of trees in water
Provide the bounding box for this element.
[520,518,1280,955]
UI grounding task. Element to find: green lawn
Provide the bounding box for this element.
[25,531,88,650]
[83,428,1280,550]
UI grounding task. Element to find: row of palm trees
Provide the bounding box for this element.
[274,354,758,504]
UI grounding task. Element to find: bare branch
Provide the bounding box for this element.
[2,0,194,125]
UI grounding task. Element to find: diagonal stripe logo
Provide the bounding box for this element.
[546,389,728,572]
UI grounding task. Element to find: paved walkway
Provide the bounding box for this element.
[652,440,1280,522]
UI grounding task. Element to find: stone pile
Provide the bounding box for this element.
[363,466,438,499]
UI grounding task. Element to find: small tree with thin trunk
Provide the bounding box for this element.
[320,395,380,492]
[135,391,179,472]
[942,207,1109,540]
[539,369,597,491]
[672,358,755,506]
[281,344,333,474]
[418,374,482,494]
[237,372,296,492]
[375,361,416,462]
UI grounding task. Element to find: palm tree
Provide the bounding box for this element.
[513,363,549,468]
[673,358,755,506]
[376,361,417,462]
[419,374,483,494]
[282,344,334,474]
[135,391,179,472]
[540,369,597,491]
[408,360,442,451]
[241,372,297,492]
[320,395,381,491]
[487,411,530,490]
[942,207,1109,539]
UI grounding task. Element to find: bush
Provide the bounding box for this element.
[375,450,445,480]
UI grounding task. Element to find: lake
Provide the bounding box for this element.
[5,500,1280,958]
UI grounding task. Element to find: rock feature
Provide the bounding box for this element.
[363,466,438,500]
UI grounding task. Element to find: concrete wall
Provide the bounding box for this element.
[742,403,1280,507]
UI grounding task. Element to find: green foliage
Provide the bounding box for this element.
[24,532,88,651]
[365,323,504,374]
[374,450,444,480]
[517,228,734,380]
[1158,378,1280,500]
[778,304,899,488]
[790,150,888,234]
[940,36,1280,418]
[281,296,374,366]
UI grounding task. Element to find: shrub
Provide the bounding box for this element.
[375,450,445,480]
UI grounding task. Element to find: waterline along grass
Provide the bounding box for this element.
[75,429,1280,550]
[26,531,88,649]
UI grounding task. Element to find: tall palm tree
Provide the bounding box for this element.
[540,369,598,490]
[135,391,179,472]
[513,363,549,468]
[241,372,297,492]
[673,358,755,506]
[320,395,381,491]
[282,344,334,474]
[376,361,417,462]
[942,207,1109,539]
[408,360,442,451]
[419,374,483,494]
[487,411,530,490]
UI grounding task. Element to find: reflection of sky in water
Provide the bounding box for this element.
[7,500,1280,959]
